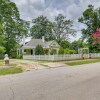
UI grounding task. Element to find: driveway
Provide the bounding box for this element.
[0,62,100,100]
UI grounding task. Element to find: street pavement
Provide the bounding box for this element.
[0,63,100,100]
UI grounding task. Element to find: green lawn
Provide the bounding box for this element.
[0,67,22,75]
[66,59,100,66]
[0,60,4,66]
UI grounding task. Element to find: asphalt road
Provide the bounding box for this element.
[1,63,100,100]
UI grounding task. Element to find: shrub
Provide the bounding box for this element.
[35,45,44,55]
[17,54,23,59]
[10,51,17,58]
[0,46,6,54]
[64,49,69,54]
[64,49,76,54]
[69,50,76,54]
[44,49,49,55]
[50,49,57,55]
[58,47,64,55]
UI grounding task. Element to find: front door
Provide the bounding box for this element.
[31,49,33,55]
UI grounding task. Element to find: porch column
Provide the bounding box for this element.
[48,49,51,55]
[22,48,24,54]
[33,49,35,55]
[56,48,59,54]
[17,49,19,55]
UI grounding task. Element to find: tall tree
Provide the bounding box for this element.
[16,19,30,43]
[60,40,71,49]
[78,5,100,52]
[52,14,75,43]
[0,34,6,54]
[30,16,53,41]
[0,1,6,54]
[0,0,29,54]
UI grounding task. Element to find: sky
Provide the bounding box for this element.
[11,0,100,41]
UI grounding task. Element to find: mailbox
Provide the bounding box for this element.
[4,54,9,65]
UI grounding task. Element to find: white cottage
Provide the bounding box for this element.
[17,36,60,55]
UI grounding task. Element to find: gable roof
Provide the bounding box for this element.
[25,39,46,47]
[46,40,54,47]
[23,39,60,48]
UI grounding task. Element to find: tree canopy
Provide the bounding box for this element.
[30,14,75,44]
[53,14,75,43]
[1,0,95,56]
[0,0,29,55]
[79,5,100,36]
[30,16,53,41]
[78,5,100,52]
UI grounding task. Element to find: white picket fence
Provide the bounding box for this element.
[23,53,100,61]
[90,53,100,58]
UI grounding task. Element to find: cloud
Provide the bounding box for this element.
[11,0,100,41]
[11,0,28,6]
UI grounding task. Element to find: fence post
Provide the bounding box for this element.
[52,55,54,61]
[89,53,91,59]
[39,55,40,60]
[34,55,35,60]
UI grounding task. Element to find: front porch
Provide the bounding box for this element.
[17,48,35,55]
[17,47,59,56]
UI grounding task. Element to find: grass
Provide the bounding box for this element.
[66,59,100,66]
[0,60,4,66]
[0,67,23,75]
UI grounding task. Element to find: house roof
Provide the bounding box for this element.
[46,41,54,47]
[25,39,46,47]
[23,39,59,48]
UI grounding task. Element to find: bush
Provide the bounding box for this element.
[10,51,17,58]
[35,45,44,55]
[50,49,57,55]
[64,49,69,54]
[64,49,76,54]
[44,49,49,55]
[0,46,6,54]
[69,50,76,54]
[17,54,23,59]
[58,47,64,55]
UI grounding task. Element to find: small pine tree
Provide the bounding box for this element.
[35,45,44,55]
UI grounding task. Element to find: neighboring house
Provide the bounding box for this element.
[17,36,60,55]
